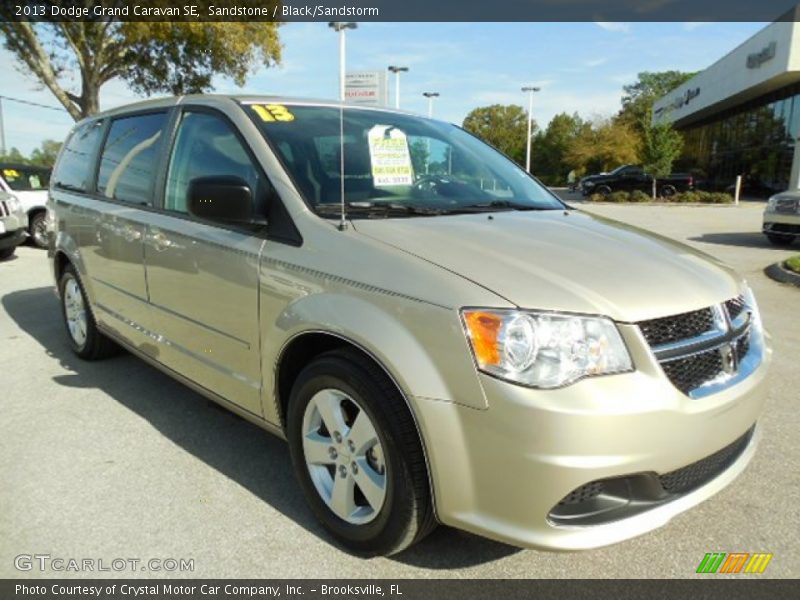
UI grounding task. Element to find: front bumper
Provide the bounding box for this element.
[763,210,800,236]
[415,326,771,550]
[0,228,27,250]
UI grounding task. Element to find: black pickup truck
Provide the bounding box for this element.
[581,165,694,197]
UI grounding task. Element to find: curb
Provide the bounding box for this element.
[764,261,800,287]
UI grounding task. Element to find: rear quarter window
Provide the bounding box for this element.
[52,121,104,193]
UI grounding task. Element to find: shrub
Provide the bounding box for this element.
[588,193,606,202]
[630,190,651,203]
[607,191,630,203]
[707,192,734,204]
[672,191,701,203]
[786,255,800,274]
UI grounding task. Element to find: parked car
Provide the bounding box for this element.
[50,95,770,556]
[0,163,51,248]
[763,191,800,246]
[0,191,29,260]
[581,165,694,197]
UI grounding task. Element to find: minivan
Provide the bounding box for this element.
[49,95,770,556]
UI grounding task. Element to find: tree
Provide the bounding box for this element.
[533,112,586,184]
[0,147,27,164]
[640,115,684,197]
[462,104,534,167]
[564,117,641,175]
[29,140,63,167]
[619,71,696,130]
[0,3,282,120]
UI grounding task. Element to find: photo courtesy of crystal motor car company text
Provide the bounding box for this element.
[44,86,770,556]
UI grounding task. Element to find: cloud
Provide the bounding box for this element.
[585,57,609,67]
[594,22,631,33]
[683,22,713,31]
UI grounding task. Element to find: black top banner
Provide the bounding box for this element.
[2,0,800,22]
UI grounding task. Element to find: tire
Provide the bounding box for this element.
[29,211,48,249]
[0,246,15,260]
[286,348,436,556]
[58,264,118,360]
[660,185,676,198]
[766,233,794,247]
[595,185,611,196]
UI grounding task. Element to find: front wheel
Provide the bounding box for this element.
[660,185,676,198]
[595,185,612,197]
[0,246,15,260]
[29,211,49,249]
[286,349,435,556]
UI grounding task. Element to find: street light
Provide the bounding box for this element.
[329,22,357,102]
[388,65,409,109]
[422,92,440,118]
[521,86,541,173]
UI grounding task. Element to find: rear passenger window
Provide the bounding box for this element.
[52,121,104,192]
[164,111,260,214]
[97,113,168,205]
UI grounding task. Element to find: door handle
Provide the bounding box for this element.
[150,231,172,251]
[123,227,142,242]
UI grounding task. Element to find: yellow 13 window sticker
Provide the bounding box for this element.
[251,104,295,123]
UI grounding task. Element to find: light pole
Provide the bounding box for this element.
[422,91,439,117]
[388,66,409,109]
[521,86,540,173]
[329,22,357,102]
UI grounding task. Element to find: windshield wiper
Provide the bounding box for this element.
[315,201,448,218]
[462,200,556,211]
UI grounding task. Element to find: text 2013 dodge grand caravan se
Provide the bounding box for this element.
[50,95,770,556]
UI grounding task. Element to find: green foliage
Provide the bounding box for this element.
[462,104,534,167]
[629,190,651,203]
[0,6,282,119]
[532,112,586,183]
[564,117,640,174]
[619,71,697,130]
[785,255,800,274]
[640,118,684,178]
[0,140,62,167]
[585,189,734,204]
[409,139,430,175]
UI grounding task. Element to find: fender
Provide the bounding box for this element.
[261,291,489,426]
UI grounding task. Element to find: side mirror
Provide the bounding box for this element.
[187,176,253,224]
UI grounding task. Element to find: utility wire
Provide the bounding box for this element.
[0,94,68,112]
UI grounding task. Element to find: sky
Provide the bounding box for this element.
[0,21,767,156]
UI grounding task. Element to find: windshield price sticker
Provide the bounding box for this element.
[3,169,20,178]
[367,125,414,187]
[251,104,295,123]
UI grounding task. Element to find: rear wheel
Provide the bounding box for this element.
[766,233,794,247]
[595,185,612,197]
[59,264,118,360]
[0,247,15,260]
[286,349,435,556]
[660,185,676,198]
[29,211,48,249]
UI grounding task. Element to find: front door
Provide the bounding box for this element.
[144,109,265,415]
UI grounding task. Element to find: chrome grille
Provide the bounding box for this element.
[639,295,757,397]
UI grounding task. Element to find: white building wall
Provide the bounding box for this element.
[654,21,799,126]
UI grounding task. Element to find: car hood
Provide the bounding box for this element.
[352,210,742,322]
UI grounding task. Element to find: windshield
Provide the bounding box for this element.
[1,166,50,191]
[246,103,564,217]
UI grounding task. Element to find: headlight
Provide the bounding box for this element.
[5,194,21,213]
[461,309,633,388]
[766,195,778,210]
[583,181,595,188]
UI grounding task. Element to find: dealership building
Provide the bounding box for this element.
[654,12,800,194]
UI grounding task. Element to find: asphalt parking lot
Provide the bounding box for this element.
[1,201,798,579]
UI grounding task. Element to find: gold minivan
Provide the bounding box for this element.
[50,95,770,556]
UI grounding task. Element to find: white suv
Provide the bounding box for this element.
[0,191,28,260]
[0,163,50,248]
